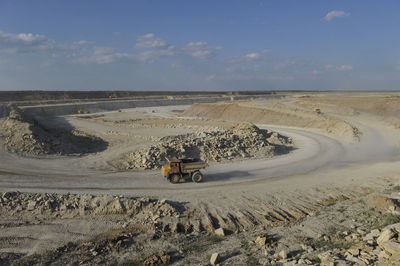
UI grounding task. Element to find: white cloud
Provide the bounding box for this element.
[0,31,66,54]
[76,47,137,64]
[185,41,208,50]
[325,64,353,71]
[275,59,309,70]
[206,74,217,81]
[134,33,180,62]
[135,33,169,49]
[230,50,269,63]
[76,43,179,65]
[74,40,94,45]
[183,41,222,58]
[137,45,178,62]
[323,10,350,21]
[225,65,259,74]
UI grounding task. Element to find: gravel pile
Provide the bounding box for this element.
[119,123,293,170]
[1,106,107,156]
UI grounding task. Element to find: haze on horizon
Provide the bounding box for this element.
[0,0,399,91]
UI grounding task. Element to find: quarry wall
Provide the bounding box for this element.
[20,95,281,117]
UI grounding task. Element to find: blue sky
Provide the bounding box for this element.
[0,0,399,91]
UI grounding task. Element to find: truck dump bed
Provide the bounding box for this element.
[181,160,207,173]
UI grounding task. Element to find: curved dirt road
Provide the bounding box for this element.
[1,119,398,196]
[0,124,343,189]
[1,100,400,206]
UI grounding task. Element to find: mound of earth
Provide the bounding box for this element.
[116,123,293,170]
[183,102,361,142]
[0,105,107,156]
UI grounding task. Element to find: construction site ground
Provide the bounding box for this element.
[1,92,400,265]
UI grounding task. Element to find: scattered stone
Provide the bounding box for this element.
[210,252,220,265]
[363,229,380,241]
[255,235,267,248]
[214,228,225,237]
[278,249,289,259]
[318,251,335,263]
[142,251,170,266]
[348,247,360,256]
[26,200,36,211]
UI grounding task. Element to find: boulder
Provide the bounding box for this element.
[278,249,289,259]
[214,228,225,237]
[26,200,36,211]
[210,253,220,265]
[377,223,400,257]
[142,251,170,266]
[380,240,400,256]
[377,228,397,246]
[255,235,267,248]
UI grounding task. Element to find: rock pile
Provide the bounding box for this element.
[0,191,179,220]
[1,106,107,156]
[120,123,292,170]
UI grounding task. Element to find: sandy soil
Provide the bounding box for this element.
[1,92,400,265]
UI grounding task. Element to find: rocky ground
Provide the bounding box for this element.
[115,123,293,170]
[1,93,400,265]
[1,187,400,265]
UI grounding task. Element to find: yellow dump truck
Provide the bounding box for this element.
[162,158,207,183]
[76,109,87,114]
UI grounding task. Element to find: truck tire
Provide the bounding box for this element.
[192,171,203,183]
[169,174,181,184]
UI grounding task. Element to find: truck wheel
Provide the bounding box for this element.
[192,171,203,183]
[169,174,181,184]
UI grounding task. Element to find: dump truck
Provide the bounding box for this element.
[162,158,207,183]
[76,109,87,114]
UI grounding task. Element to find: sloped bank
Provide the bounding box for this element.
[183,102,361,142]
[0,106,107,156]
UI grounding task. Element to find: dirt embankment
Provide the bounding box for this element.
[183,102,361,142]
[114,123,293,170]
[0,192,180,222]
[0,106,107,156]
[295,95,400,120]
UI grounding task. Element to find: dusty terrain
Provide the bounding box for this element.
[1,92,400,265]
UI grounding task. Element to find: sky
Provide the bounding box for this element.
[0,0,399,91]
